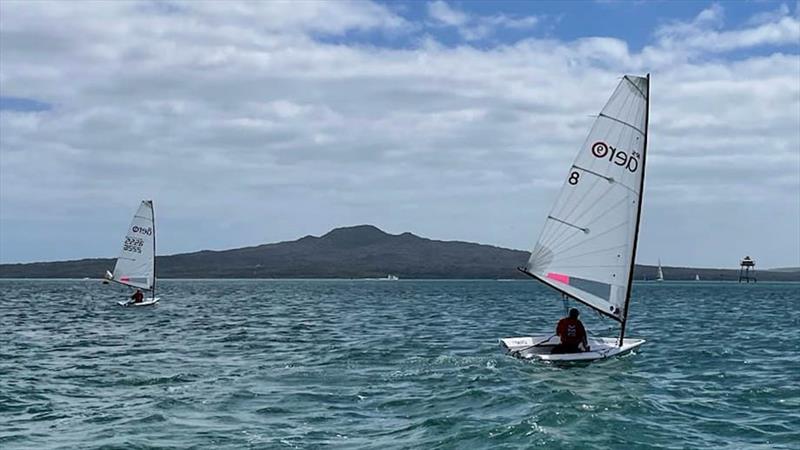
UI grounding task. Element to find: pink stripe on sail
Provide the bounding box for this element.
[546,272,570,284]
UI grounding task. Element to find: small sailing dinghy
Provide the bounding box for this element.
[501,75,650,362]
[104,200,160,307]
[656,259,665,282]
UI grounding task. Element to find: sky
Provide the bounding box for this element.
[0,0,798,269]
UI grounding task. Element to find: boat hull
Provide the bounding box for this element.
[500,335,645,362]
[118,297,160,307]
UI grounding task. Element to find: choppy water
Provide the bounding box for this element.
[1,279,798,449]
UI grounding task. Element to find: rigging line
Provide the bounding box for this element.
[547,215,589,233]
[572,164,614,182]
[547,243,628,263]
[548,222,629,258]
[542,173,607,249]
[541,181,619,252]
[623,75,647,100]
[547,215,628,258]
[548,158,595,226]
[580,184,631,224]
[570,163,638,195]
[540,203,585,254]
[540,215,586,251]
[534,172,581,253]
[604,90,638,148]
[598,113,645,137]
[546,196,631,255]
[599,86,643,135]
[549,177,593,235]
[540,79,641,252]
[547,119,609,222]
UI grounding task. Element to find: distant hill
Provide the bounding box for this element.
[2,225,799,281]
[769,267,800,273]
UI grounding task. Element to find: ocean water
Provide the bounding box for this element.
[1,279,798,449]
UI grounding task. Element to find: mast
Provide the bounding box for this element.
[151,200,156,299]
[618,73,650,347]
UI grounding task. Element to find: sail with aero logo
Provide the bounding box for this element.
[105,200,156,292]
[501,74,648,361]
[523,75,648,325]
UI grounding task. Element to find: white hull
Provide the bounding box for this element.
[500,335,645,362]
[118,297,160,307]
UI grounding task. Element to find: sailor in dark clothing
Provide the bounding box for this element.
[130,289,144,304]
[552,307,590,354]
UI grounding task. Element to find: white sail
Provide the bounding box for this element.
[526,75,648,321]
[657,260,664,281]
[107,200,155,290]
[695,274,700,281]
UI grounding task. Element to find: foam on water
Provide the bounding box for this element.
[1,279,798,449]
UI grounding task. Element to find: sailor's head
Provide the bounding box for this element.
[569,307,580,319]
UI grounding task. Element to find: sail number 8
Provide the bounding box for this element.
[568,171,580,185]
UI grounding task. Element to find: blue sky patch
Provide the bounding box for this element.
[0,96,52,112]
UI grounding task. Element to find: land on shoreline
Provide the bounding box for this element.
[2,225,798,281]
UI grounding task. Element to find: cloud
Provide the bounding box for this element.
[0,1,798,268]
[654,2,800,54]
[427,0,469,27]
[427,1,539,41]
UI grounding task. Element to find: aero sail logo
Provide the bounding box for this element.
[591,142,640,173]
[131,225,153,236]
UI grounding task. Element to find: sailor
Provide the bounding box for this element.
[552,307,589,354]
[130,289,144,304]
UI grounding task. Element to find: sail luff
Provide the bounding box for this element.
[151,200,156,299]
[618,73,650,347]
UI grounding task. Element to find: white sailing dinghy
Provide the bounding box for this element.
[695,274,701,281]
[104,200,160,307]
[501,74,650,362]
[656,259,665,282]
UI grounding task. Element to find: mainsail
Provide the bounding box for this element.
[657,260,664,281]
[522,75,649,328]
[107,200,156,291]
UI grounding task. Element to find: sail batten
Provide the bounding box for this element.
[526,75,649,321]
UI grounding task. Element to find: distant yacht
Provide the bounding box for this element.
[656,259,664,282]
[695,274,700,281]
[383,274,399,281]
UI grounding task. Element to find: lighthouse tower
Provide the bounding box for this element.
[738,256,756,283]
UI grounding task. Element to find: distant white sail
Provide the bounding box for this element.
[657,259,664,282]
[695,274,700,281]
[525,75,649,321]
[107,200,155,290]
